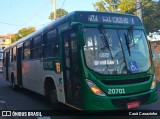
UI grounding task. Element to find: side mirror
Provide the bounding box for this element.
[71,22,80,27]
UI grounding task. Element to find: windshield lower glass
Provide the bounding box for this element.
[83,28,151,75]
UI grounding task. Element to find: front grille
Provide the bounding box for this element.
[111,94,150,109]
[101,76,150,85]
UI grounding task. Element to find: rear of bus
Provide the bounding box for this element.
[76,12,157,110]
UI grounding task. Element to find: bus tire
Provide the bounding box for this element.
[44,78,59,108]
[49,89,58,107]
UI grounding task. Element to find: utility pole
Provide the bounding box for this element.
[51,0,56,20]
[136,0,142,21]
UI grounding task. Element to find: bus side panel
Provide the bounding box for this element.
[22,60,44,94]
[22,60,65,103]
[22,60,32,91]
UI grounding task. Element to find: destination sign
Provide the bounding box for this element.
[78,12,142,26]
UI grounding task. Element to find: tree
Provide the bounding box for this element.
[49,8,68,20]
[18,27,36,38]
[93,0,120,12]
[93,0,153,14]
[93,0,160,33]
[11,34,20,43]
[143,0,160,33]
[11,26,36,43]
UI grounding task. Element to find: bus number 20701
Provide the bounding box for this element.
[108,88,125,95]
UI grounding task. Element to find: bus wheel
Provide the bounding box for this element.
[49,89,58,107]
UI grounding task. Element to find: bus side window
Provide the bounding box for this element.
[10,48,13,62]
[23,40,31,60]
[13,47,16,61]
[43,29,58,58]
[3,51,6,66]
[32,36,42,59]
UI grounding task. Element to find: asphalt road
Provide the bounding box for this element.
[0,73,160,119]
[0,74,52,111]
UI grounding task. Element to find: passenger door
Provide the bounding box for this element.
[5,51,9,81]
[17,47,23,86]
[62,28,82,108]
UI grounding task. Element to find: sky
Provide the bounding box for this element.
[0,0,98,35]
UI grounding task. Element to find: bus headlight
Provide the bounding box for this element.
[151,75,156,90]
[86,79,106,96]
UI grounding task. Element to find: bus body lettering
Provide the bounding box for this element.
[108,88,125,95]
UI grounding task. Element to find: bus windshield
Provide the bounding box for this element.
[83,28,151,75]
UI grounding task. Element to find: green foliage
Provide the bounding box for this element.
[118,0,135,14]
[18,27,35,38]
[11,27,36,43]
[143,1,160,33]
[93,0,160,33]
[93,0,151,14]
[11,34,20,43]
[93,0,107,11]
[93,0,120,12]
[49,8,68,20]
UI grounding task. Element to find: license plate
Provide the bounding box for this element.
[127,101,140,109]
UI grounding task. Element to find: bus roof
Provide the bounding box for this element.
[4,11,142,51]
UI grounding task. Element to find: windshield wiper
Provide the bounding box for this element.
[124,32,131,56]
[98,25,113,59]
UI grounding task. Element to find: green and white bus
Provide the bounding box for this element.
[3,11,157,110]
